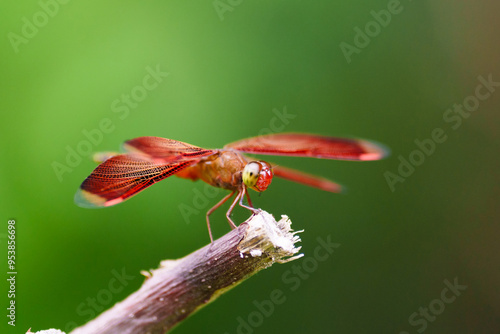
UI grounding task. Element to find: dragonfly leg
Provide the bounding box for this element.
[206,191,235,242]
[239,186,260,214]
[245,189,254,208]
[225,191,242,230]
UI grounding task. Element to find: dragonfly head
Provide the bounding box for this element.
[242,161,273,192]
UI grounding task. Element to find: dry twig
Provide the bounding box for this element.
[66,210,302,334]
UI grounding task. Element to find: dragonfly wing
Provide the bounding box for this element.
[75,153,196,208]
[123,136,216,162]
[226,133,388,161]
[273,165,343,193]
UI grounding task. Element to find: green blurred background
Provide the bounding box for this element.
[1,0,499,333]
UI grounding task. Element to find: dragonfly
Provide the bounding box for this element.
[75,133,388,241]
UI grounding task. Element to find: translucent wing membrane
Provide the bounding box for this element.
[226,133,389,161]
[272,165,343,193]
[75,154,195,208]
[123,136,216,162]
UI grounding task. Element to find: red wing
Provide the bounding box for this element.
[273,165,343,193]
[123,136,216,162]
[225,133,388,161]
[75,154,197,208]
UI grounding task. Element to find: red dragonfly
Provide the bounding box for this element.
[75,133,388,240]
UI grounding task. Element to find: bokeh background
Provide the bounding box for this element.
[1,0,499,333]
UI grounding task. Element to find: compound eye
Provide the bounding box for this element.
[242,162,261,189]
[255,161,273,192]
